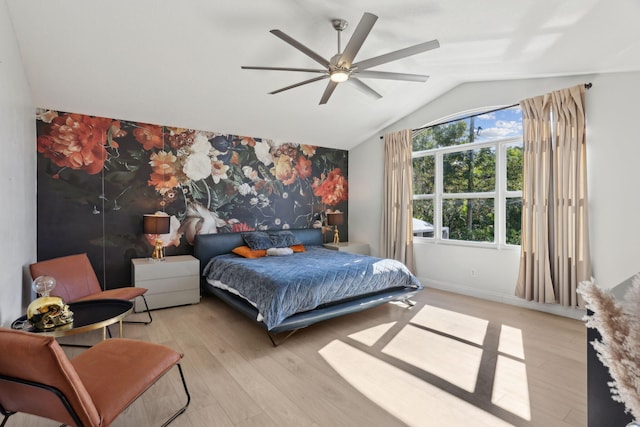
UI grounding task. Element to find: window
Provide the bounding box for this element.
[412,105,523,246]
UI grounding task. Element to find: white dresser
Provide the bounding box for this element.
[131,255,200,311]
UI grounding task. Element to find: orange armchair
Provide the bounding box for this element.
[29,253,152,325]
[0,327,190,427]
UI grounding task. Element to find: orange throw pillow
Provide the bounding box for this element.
[289,244,306,253]
[232,246,267,258]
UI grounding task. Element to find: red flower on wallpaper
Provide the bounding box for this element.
[36,114,120,175]
[133,123,165,150]
[230,221,255,232]
[295,155,312,179]
[312,168,349,206]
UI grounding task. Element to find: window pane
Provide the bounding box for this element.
[413,128,438,151]
[413,199,434,237]
[443,148,496,193]
[507,144,523,191]
[413,120,470,150]
[413,156,435,194]
[506,197,522,245]
[442,198,494,242]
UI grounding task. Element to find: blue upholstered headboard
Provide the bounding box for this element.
[193,228,323,273]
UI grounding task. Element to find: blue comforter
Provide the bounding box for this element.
[203,246,422,330]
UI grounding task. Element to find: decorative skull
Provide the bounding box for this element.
[27,296,74,331]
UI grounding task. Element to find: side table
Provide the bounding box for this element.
[323,242,371,255]
[11,299,133,341]
[131,255,200,311]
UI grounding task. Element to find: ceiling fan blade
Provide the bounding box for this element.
[270,29,331,68]
[319,81,339,105]
[242,66,327,74]
[353,39,440,71]
[354,70,429,82]
[269,75,328,95]
[338,12,378,68]
[348,78,382,100]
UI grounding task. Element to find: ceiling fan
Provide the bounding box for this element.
[242,12,440,105]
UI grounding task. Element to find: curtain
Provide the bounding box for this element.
[381,129,415,273]
[516,84,591,307]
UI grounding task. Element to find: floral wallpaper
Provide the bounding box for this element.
[35,109,348,289]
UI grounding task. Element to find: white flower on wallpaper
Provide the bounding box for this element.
[183,152,212,181]
[237,183,256,196]
[242,165,259,181]
[182,202,227,244]
[190,133,213,154]
[254,139,274,166]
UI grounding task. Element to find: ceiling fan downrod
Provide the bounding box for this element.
[331,19,348,57]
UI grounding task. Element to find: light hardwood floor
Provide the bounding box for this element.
[12,287,586,427]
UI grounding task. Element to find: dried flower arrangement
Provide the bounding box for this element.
[578,273,640,422]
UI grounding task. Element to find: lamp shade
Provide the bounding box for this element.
[326,212,344,226]
[143,214,170,235]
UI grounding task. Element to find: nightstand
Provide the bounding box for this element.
[323,242,370,255]
[131,255,200,311]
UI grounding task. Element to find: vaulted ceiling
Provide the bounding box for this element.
[6,0,640,150]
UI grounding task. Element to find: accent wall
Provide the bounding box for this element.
[36,110,348,289]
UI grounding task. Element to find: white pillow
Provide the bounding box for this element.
[266,247,294,256]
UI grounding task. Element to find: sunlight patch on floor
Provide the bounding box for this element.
[498,324,525,359]
[348,322,396,346]
[492,355,531,420]
[382,324,482,393]
[410,305,488,345]
[319,340,515,427]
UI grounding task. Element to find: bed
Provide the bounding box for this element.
[194,228,422,345]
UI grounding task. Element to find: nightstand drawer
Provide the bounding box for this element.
[137,289,200,312]
[132,255,199,281]
[139,276,198,293]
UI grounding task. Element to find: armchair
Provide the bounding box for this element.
[0,327,190,426]
[30,253,152,325]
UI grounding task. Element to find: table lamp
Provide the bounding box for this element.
[143,213,171,262]
[326,212,344,244]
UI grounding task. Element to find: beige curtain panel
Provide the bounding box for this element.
[516,84,591,308]
[381,129,415,273]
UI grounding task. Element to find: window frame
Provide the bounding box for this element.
[412,134,522,249]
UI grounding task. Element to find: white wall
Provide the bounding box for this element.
[350,72,640,318]
[0,0,36,326]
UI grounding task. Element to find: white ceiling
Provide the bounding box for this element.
[6,0,640,150]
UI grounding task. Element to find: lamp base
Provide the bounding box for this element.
[333,227,340,244]
[150,238,166,262]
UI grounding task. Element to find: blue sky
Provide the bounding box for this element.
[474,106,522,141]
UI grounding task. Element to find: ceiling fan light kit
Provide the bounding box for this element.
[242,12,440,105]
[330,69,350,83]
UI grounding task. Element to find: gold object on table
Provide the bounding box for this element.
[27,296,74,331]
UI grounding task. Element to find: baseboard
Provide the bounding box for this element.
[420,277,585,320]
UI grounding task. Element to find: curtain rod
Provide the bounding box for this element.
[379,82,593,139]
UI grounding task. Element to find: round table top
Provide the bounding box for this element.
[11,298,133,337]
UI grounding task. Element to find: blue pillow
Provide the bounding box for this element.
[268,230,300,248]
[242,231,273,250]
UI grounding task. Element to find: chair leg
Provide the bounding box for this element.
[0,408,15,427]
[124,295,153,325]
[0,375,84,427]
[161,363,191,427]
